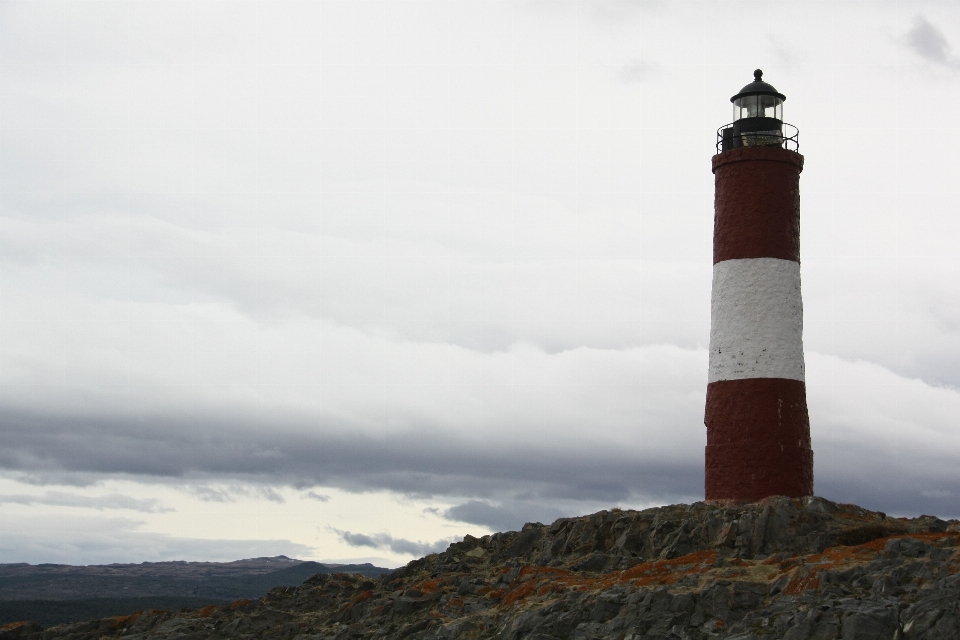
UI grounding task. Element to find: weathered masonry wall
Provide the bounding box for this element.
[705,147,813,501]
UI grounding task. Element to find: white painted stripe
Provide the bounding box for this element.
[709,257,805,383]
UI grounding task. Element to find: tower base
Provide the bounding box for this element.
[704,378,813,501]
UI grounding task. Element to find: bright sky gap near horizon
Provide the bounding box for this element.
[2,1,960,568]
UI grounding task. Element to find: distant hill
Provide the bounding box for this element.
[0,556,389,601]
[0,556,389,627]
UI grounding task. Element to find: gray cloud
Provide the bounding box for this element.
[905,16,957,67]
[442,500,569,532]
[258,487,287,504]
[768,36,798,67]
[587,0,645,24]
[0,491,173,513]
[5,352,960,521]
[186,486,236,503]
[620,60,656,83]
[184,484,285,504]
[519,0,647,24]
[332,528,456,558]
[301,491,330,502]
[0,405,703,507]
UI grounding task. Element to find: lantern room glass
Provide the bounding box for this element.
[733,95,782,121]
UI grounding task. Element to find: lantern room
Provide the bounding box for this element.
[719,69,798,152]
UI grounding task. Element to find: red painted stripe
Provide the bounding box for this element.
[712,148,804,265]
[704,377,813,500]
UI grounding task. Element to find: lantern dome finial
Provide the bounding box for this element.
[731,70,785,103]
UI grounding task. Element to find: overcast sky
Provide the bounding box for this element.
[3,0,960,568]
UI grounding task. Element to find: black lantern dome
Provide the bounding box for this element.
[718,69,798,152]
[732,69,786,103]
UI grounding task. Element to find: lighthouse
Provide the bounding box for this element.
[705,70,813,502]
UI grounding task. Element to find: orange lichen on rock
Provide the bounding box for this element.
[501,551,721,606]
[487,551,722,610]
[501,579,538,607]
[778,532,959,594]
[415,578,444,595]
[344,590,373,610]
[861,531,956,551]
[779,540,880,594]
[502,551,717,607]
[109,611,146,628]
[834,505,882,522]
[508,566,571,591]
[622,551,718,587]
[783,567,821,595]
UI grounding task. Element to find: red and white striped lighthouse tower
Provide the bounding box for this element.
[705,70,813,501]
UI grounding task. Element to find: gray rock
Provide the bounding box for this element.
[840,609,899,640]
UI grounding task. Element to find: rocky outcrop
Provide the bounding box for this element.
[3,496,959,639]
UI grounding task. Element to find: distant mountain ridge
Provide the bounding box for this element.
[0,556,389,602]
[0,556,390,627]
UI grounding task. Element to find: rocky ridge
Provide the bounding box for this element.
[3,496,959,639]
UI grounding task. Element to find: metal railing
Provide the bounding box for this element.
[716,122,799,153]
